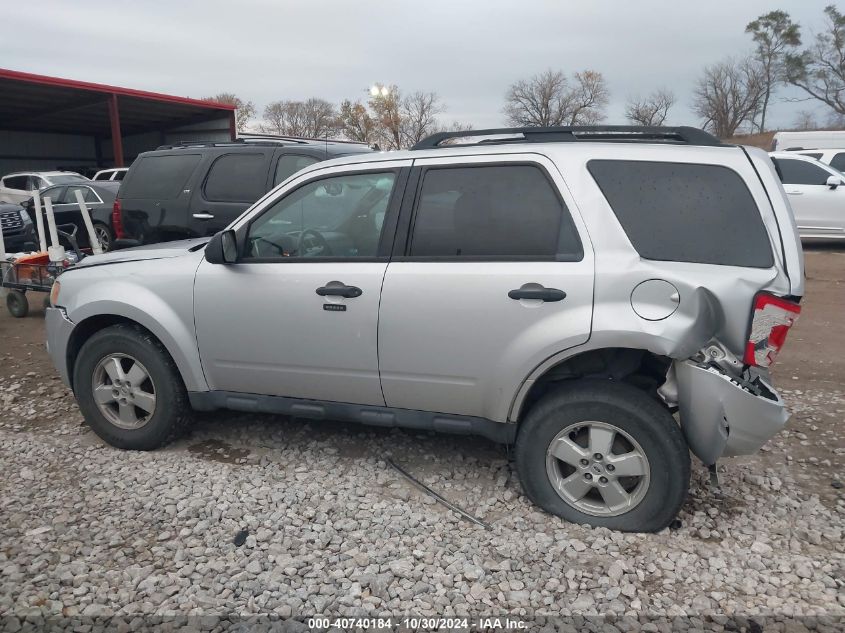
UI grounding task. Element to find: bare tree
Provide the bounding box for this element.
[400,91,444,147]
[261,99,337,138]
[692,57,765,138]
[786,5,845,117]
[368,85,403,150]
[503,69,609,127]
[204,92,256,133]
[625,89,676,126]
[338,100,376,143]
[793,110,819,130]
[745,11,801,132]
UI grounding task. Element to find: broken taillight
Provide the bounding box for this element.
[744,293,801,368]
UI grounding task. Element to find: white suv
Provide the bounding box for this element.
[45,126,804,532]
[0,171,88,204]
[770,151,845,240]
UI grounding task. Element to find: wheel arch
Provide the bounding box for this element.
[510,346,673,423]
[66,312,205,393]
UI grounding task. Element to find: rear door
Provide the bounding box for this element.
[377,154,594,422]
[189,150,274,236]
[774,157,845,237]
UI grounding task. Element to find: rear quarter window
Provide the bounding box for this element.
[121,154,202,200]
[588,160,773,268]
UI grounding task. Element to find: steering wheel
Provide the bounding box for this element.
[251,236,287,258]
[297,228,332,257]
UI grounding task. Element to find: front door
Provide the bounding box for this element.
[194,162,409,405]
[776,157,845,237]
[378,155,594,422]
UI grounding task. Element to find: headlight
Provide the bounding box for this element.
[19,209,29,222]
[50,281,61,307]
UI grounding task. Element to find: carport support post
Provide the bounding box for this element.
[108,93,124,167]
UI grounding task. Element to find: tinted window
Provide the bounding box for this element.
[204,153,266,202]
[830,153,845,172]
[774,158,830,185]
[409,165,581,259]
[113,170,126,181]
[122,154,201,199]
[588,160,773,268]
[274,154,320,186]
[246,171,395,259]
[3,176,28,190]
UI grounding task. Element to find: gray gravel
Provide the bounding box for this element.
[0,374,843,630]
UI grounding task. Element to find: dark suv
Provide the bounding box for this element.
[114,138,372,245]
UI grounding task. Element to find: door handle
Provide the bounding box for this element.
[193,212,215,220]
[316,282,363,298]
[508,286,567,302]
[786,190,803,195]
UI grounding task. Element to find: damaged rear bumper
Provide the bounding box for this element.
[675,360,789,465]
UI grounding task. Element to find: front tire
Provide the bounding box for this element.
[515,380,690,532]
[73,324,190,450]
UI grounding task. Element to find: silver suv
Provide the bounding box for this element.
[45,126,805,532]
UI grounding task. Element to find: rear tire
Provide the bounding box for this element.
[515,379,690,532]
[6,290,28,318]
[73,324,190,450]
[93,222,113,252]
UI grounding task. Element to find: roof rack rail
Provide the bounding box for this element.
[411,125,723,150]
[239,133,369,145]
[155,138,311,150]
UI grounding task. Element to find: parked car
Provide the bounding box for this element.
[788,148,845,172]
[0,171,88,204]
[771,130,845,151]
[23,181,120,252]
[0,202,36,252]
[769,151,845,240]
[113,138,372,245]
[46,126,804,532]
[92,168,128,182]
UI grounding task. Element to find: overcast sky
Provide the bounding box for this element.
[2,0,838,131]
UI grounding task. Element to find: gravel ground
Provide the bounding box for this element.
[0,249,843,632]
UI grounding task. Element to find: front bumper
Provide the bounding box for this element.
[45,306,74,388]
[675,360,789,465]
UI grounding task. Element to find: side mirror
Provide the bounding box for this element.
[826,175,841,189]
[205,229,239,264]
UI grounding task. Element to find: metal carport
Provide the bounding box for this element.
[0,68,236,175]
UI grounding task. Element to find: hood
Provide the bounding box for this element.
[74,238,209,268]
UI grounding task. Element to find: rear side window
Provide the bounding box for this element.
[204,153,266,202]
[588,160,773,268]
[274,154,320,186]
[122,154,201,199]
[830,153,845,172]
[409,164,582,260]
[773,158,830,185]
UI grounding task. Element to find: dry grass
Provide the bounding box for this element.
[723,131,776,149]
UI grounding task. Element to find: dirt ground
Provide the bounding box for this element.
[0,245,843,505]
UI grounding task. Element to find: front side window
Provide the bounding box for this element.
[830,153,845,172]
[49,174,87,185]
[204,153,266,202]
[274,154,320,186]
[408,164,582,259]
[245,171,395,259]
[589,160,773,268]
[774,158,831,185]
